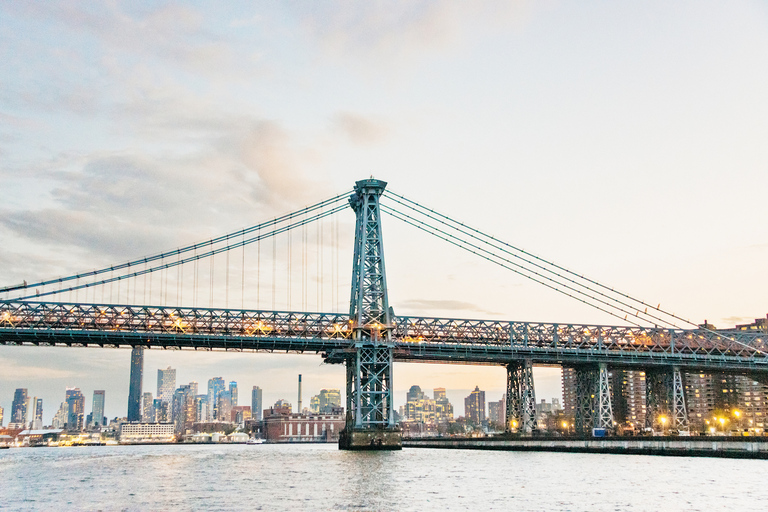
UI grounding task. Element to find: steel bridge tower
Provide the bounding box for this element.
[339,179,402,450]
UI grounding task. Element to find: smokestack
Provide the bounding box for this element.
[297,374,302,414]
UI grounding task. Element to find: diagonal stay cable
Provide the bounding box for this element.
[380,204,647,328]
[383,192,682,329]
[383,198,764,355]
[383,205,767,356]
[385,189,696,329]
[11,203,349,302]
[1,190,352,294]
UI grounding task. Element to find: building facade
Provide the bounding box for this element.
[464,386,486,425]
[252,386,263,421]
[157,367,176,404]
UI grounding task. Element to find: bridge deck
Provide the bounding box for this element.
[1,301,766,372]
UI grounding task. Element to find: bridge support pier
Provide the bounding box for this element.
[646,366,688,432]
[572,364,614,435]
[505,360,537,433]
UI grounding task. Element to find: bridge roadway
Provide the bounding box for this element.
[1,301,767,373]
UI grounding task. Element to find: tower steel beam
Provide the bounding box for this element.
[645,368,672,431]
[595,363,614,430]
[339,179,401,450]
[574,367,597,434]
[672,366,689,431]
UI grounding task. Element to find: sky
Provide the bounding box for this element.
[1,1,767,425]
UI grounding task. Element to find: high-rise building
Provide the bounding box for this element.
[157,367,176,404]
[208,377,225,419]
[31,398,43,429]
[310,389,341,414]
[153,398,169,422]
[434,388,454,423]
[218,390,233,423]
[52,402,68,429]
[127,346,143,421]
[0,405,4,426]
[464,386,485,424]
[11,388,28,425]
[89,390,105,428]
[66,387,85,431]
[252,386,263,421]
[195,395,209,423]
[142,392,153,423]
[229,381,238,407]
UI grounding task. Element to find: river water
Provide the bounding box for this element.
[1,443,766,511]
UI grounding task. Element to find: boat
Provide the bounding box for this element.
[246,437,265,445]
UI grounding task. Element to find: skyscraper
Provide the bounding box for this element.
[32,398,43,429]
[11,388,28,426]
[0,405,3,427]
[157,367,176,403]
[127,346,143,421]
[92,390,106,428]
[229,381,238,407]
[66,388,85,431]
[208,377,225,419]
[218,390,233,423]
[142,392,153,422]
[252,386,263,421]
[464,386,486,425]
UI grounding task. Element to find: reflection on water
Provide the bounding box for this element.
[1,443,767,511]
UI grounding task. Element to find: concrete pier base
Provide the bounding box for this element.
[338,428,402,450]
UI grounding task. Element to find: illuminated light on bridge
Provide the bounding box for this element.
[1,178,766,446]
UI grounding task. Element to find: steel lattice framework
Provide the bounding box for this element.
[346,179,395,430]
[2,301,767,373]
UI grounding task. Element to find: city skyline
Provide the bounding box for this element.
[1,2,766,423]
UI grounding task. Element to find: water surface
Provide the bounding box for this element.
[1,444,766,510]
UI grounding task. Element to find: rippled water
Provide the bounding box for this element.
[1,443,767,511]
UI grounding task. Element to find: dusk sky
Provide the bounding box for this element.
[1,1,767,424]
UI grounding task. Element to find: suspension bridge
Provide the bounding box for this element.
[1,179,766,448]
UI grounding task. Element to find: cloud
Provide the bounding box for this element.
[298,1,530,64]
[333,112,390,145]
[396,299,503,317]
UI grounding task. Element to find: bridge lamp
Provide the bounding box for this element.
[733,410,741,419]
[659,416,667,428]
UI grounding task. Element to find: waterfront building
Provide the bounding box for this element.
[157,367,176,404]
[141,392,153,423]
[207,377,225,420]
[310,389,342,414]
[252,386,263,421]
[229,381,238,407]
[11,388,28,425]
[66,388,85,431]
[464,386,486,425]
[127,347,143,422]
[119,422,175,443]
[263,407,345,443]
